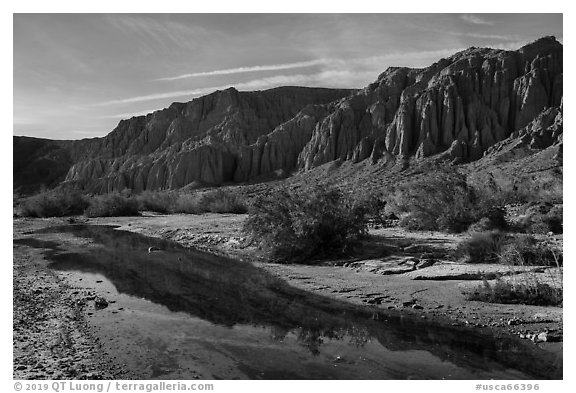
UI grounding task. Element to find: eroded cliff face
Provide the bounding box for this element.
[298,36,562,169]
[63,87,353,192]
[16,37,562,193]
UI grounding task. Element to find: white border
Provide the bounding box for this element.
[3,2,573,391]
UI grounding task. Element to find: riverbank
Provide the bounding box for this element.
[87,213,563,345]
[13,214,563,378]
[13,224,121,379]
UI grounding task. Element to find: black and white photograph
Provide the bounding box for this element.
[9,7,567,385]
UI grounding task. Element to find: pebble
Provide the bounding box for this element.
[535,332,548,343]
[94,297,108,309]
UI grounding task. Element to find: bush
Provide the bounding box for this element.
[544,205,563,233]
[135,191,175,214]
[457,231,562,266]
[198,189,247,214]
[499,235,563,267]
[243,186,375,263]
[470,204,508,231]
[512,203,563,234]
[16,187,249,217]
[466,278,562,306]
[17,189,89,217]
[388,170,509,233]
[455,230,508,263]
[84,193,139,217]
[172,193,203,214]
[173,189,247,214]
[467,217,496,233]
[389,171,474,232]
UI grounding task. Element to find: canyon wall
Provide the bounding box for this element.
[14,37,563,193]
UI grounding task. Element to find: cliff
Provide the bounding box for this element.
[298,36,562,170]
[57,86,352,193]
[13,37,562,194]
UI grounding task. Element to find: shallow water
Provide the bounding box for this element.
[15,224,562,379]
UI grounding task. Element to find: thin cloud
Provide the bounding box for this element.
[413,24,516,42]
[155,59,329,81]
[460,14,494,26]
[104,15,223,55]
[92,88,222,106]
[93,76,327,107]
[156,49,463,82]
[13,116,41,126]
[93,47,471,107]
[93,74,351,107]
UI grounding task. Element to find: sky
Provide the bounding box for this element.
[13,13,563,140]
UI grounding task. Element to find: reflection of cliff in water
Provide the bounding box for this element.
[18,225,561,379]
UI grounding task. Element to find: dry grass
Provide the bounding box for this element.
[456,231,562,266]
[466,277,562,306]
[464,236,563,306]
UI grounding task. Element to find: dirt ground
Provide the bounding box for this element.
[13,213,563,378]
[13,222,122,379]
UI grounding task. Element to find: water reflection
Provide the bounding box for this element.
[15,225,562,379]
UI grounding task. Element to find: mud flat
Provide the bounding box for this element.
[13,214,563,379]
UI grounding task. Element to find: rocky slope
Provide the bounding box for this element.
[298,36,562,170]
[13,136,75,194]
[62,87,352,193]
[14,37,562,194]
[465,101,563,200]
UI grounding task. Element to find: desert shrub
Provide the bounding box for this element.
[173,189,247,214]
[17,189,89,217]
[198,189,247,214]
[389,172,475,232]
[84,193,139,217]
[135,191,175,214]
[243,186,374,263]
[388,170,508,233]
[172,193,203,214]
[466,278,562,306]
[455,230,508,263]
[471,194,508,230]
[457,231,562,266]
[499,235,563,267]
[353,192,387,226]
[544,205,563,233]
[467,217,496,233]
[512,203,563,234]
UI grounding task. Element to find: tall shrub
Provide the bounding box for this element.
[243,186,377,263]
